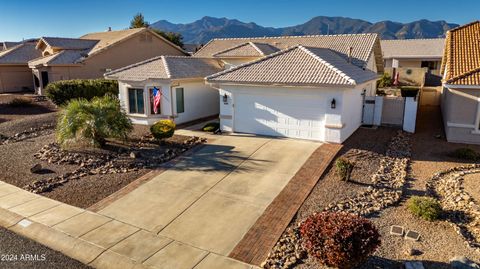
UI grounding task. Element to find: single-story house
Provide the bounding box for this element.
[2,41,21,51]
[381,38,445,85]
[105,56,223,125]
[441,21,480,145]
[0,41,42,93]
[206,45,379,143]
[28,28,187,95]
[194,34,385,72]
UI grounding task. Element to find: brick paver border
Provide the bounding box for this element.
[228,143,342,265]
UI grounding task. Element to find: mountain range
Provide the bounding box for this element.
[150,16,458,44]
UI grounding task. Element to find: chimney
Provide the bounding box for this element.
[348,47,353,63]
[107,27,112,32]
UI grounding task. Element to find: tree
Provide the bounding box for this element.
[151,29,184,49]
[130,13,149,29]
[56,95,133,148]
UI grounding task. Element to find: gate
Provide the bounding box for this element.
[381,96,405,126]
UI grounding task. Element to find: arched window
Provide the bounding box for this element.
[43,51,51,56]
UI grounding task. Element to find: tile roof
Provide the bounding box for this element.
[442,21,480,85]
[0,43,42,65]
[38,37,98,50]
[28,50,89,67]
[2,41,21,51]
[213,42,280,57]
[206,46,378,87]
[194,33,383,72]
[381,38,445,59]
[105,56,224,81]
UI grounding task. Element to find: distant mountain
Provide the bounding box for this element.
[150,16,458,44]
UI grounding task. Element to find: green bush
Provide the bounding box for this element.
[335,157,355,181]
[407,196,442,221]
[150,120,175,140]
[377,73,392,88]
[8,97,33,107]
[202,122,220,132]
[300,212,381,269]
[46,79,118,106]
[56,94,132,148]
[449,148,479,161]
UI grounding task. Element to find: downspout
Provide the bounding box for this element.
[170,85,175,122]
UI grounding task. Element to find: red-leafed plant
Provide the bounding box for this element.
[299,212,381,269]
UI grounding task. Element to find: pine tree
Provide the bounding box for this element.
[130,13,149,28]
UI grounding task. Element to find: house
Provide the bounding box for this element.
[381,38,445,85]
[0,41,42,93]
[201,34,383,143]
[105,56,223,125]
[195,34,384,72]
[28,28,186,95]
[441,21,480,145]
[2,41,21,51]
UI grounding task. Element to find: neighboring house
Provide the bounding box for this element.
[381,38,445,85]
[28,28,186,94]
[195,34,384,72]
[441,21,480,145]
[105,56,223,125]
[2,41,21,51]
[0,41,42,93]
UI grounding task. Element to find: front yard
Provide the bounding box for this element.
[264,106,480,268]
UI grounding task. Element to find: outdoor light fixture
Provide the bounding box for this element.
[331,98,336,109]
[223,93,228,104]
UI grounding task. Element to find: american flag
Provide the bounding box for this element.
[152,87,161,114]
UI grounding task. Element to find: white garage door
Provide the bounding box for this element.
[234,93,325,141]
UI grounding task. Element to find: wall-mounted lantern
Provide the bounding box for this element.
[331,98,336,109]
[223,93,228,104]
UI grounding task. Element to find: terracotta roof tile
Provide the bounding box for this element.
[442,21,480,85]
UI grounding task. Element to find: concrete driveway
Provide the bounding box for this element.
[99,134,320,266]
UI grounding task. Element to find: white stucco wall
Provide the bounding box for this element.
[118,79,219,126]
[217,83,372,143]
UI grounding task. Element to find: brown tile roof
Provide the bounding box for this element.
[381,38,445,59]
[194,34,383,72]
[442,21,480,85]
[206,46,378,87]
[2,41,21,51]
[213,42,279,58]
[0,43,42,65]
[28,50,89,67]
[38,37,98,50]
[105,56,224,81]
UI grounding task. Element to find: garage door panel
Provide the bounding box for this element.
[234,93,325,141]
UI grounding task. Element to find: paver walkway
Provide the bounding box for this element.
[0,132,321,269]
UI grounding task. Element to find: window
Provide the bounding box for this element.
[421,61,439,71]
[149,87,161,115]
[176,88,185,114]
[128,88,144,114]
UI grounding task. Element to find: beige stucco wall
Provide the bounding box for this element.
[33,31,186,94]
[442,87,480,145]
[0,65,34,93]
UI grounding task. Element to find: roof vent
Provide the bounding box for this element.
[107,27,112,32]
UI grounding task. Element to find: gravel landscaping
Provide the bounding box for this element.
[0,113,205,208]
[0,94,56,124]
[263,106,480,269]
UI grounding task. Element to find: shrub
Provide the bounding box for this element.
[300,212,381,269]
[8,97,33,107]
[335,157,355,181]
[150,120,175,140]
[377,73,392,88]
[202,122,220,132]
[407,196,442,221]
[449,148,479,161]
[56,94,132,148]
[46,79,118,106]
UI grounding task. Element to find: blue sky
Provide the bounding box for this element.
[0,0,477,41]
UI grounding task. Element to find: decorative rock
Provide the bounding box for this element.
[30,163,42,173]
